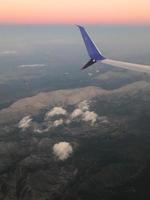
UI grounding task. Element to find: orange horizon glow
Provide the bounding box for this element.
[1,0,150,25]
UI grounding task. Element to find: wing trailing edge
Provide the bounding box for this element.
[101,59,150,74]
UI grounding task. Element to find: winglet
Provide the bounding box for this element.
[77,25,105,66]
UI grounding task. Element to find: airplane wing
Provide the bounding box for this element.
[77,25,150,74]
[77,25,105,69]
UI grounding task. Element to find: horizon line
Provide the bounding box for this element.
[0,22,150,26]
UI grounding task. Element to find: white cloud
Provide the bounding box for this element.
[19,64,47,68]
[82,111,98,125]
[53,119,64,127]
[46,107,67,117]
[18,116,32,130]
[69,101,99,126]
[53,142,73,160]
[78,100,89,111]
[88,73,93,77]
[71,108,83,119]
[99,116,109,124]
[65,119,71,124]
[0,50,17,56]
[64,72,69,75]
[33,127,50,133]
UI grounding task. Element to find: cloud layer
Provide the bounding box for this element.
[18,101,105,133]
[0,50,17,56]
[19,64,47,68]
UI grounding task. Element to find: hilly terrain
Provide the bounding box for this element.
[0,80,150,200]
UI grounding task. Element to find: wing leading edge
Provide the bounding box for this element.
[77,25,150,74]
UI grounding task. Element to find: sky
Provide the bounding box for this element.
[0,0,150,24]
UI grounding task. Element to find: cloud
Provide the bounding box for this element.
[77,100,89,111]
[17,102,99,132]
[71,108,83,119]
[99,116,109,124]
[53,142,73,160]
[18,115,32,130]
[53,119,64,127]
[88,72,93,77]
[64,72,69,75]
[33,118,65,132]
[18,64,47,68]
[0,50,17,56]
[69,101,99,126]
[46,107,67,117]
[33,127,50,133]
[82,111,98,124]
[65,119,71,124]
